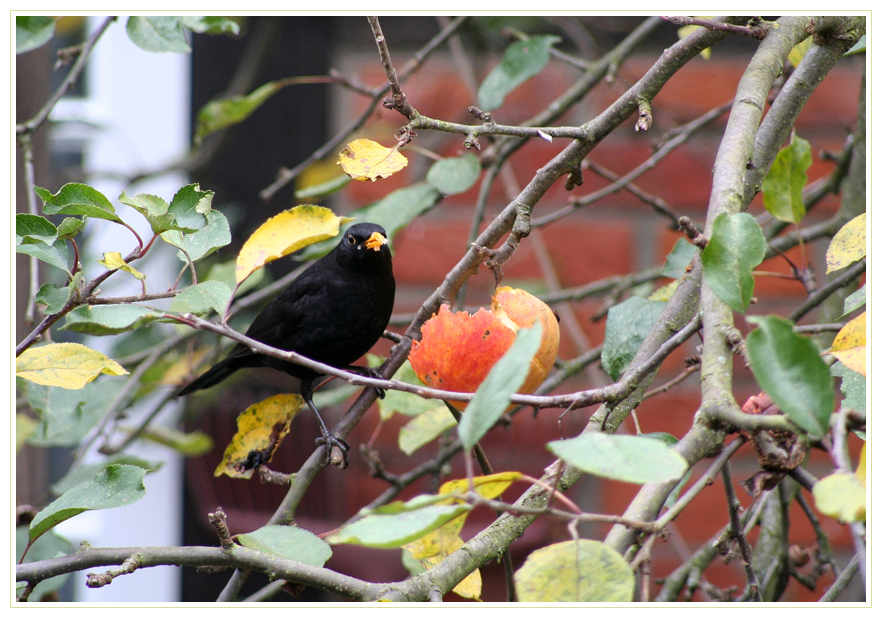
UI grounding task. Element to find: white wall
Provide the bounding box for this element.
[51,16,191,603]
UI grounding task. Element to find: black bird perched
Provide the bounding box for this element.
[177,222,395,468]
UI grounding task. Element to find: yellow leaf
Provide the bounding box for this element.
[648,279,680,302]
[99,251,146,280]
[159,348,212,386]
[788,37,812,67]
[338,138,408,181]
[403,515,463,560]
[856,442,866,487]
[830,311,866,376]
[826,213,866,273]
[404,535,483,600]
[515,539,635,602]
[16,343,129,389]
[214,394,304,478]
[404,471,522,566]
[813,470,866,523]
[437,471,522,502]
[235,205,351,285]
[677,22,712,59]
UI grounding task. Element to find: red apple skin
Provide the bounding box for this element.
[409,288,560,411]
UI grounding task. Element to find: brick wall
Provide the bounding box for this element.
[189,41,864,602]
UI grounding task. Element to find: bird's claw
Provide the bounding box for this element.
[358,366,386,399]
[316,433,351,468]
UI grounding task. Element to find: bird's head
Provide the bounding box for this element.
[336,222,392,266]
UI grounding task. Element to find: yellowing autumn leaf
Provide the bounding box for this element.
[812,443,866,524]
[856,442,866,486]
[826,213,866,273]
[830,311,866,376]
[438,471,521,502]
[338,138,408,181]
[813,470,866,523]
[235,205,351,285]
[515,539,635,602]
[16,342,128,389]
[401,470,521,597]
[214,394,304,478]
[404,535,483,600]
[99,251,145,280]
[788,37,812,67]
[648,279,681,302]
[677,18,714,59]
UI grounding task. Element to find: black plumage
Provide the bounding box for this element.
[177,222,395,467]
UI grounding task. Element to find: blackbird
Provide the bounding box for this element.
[177,222,396,467]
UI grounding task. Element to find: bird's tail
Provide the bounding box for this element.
[177,358,240,397]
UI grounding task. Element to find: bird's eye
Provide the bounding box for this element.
[347,234,357,246]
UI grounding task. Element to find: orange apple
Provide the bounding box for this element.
[409,287,560,410]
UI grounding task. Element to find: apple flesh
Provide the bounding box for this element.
[409,287,560,410]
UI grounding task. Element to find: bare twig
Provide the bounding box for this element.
[721,463,762,601]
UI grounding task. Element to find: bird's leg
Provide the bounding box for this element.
[344,365,386,399]
[301,378,350,468]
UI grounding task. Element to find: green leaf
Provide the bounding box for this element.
[195,81,284,142]
[294,174,351,200]
[118,191,177,234]
[16,237,70,274]
[180,16,241,35]
[478,35,561,111]
[515,539,634,602]
[701,212,766,313]
[126,16,191,53]
[16,214,70,273]
[168,183,215,231]
[601,296,666,381]
[426,153,482,196]
[458,324,543,451]
[547,433,688,484]
[16,213,58,243]
[16,526,73,599]
[161,209,231,263]
[29,464,147,544]
[746,315,833,435]
[831,360,866,413]
[328,504,470,549]
[238,525,332,567]
[136,425,213,457]
[56,217,86,240]
[661,238,698,278]
[171,280,232,316]
[844,34,866,56]
[35,183,122,223]
[35,282,74,314]
[205,259,265,297]
[378,360,441,420]
[62,304,162,336]
[762,135,812,223]
[20,378,128,447]
[300,182,440,259]
[842,285,866,316]
[16,16,55,54]
[51,455,162,496]
[399,406,458,456]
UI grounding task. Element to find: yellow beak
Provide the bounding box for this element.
[364,231,387,251]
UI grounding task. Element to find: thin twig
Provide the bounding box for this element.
[17,17,117,134]
[721,463,762,601]
[819,554,861,602]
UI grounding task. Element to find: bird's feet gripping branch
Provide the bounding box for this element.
[176,222,396,470]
